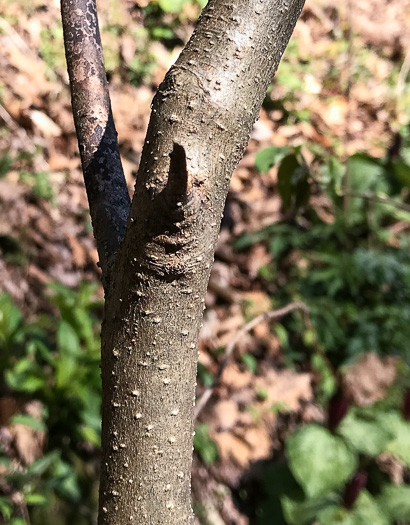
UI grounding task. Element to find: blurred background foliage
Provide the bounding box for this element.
[1,0,410,523]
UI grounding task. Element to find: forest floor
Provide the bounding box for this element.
[0,0,410,523]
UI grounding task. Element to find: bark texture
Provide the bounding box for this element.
[62,0,305,524]
[61,0,130,287]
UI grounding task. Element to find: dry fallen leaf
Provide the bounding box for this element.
[254,369,313,413]
[343,352,397,406]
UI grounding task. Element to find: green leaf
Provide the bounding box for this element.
[158,0,186,12]
[347,153,386,194]
[255,146,290,173]
[0,293,22,342]
[28,451,60,476]
[286,424,357,498]
[380,411,410,467]
[80,425,100,447]
[241,353,258,374]
[321,157,345,195]
[52,460,81,502]
[281,494,337,525]
[57,320,81,355]
[194,424,218,464]
[234,224,276,251]
[9,414,46,433]
[24,493,47,505]
[278,154,299,209]
[5,362,46,393]
[197,362,214,387]
[277,154,310,210]
[336,410,393,456]
[277,61,304,90]
[377,483,410,522]
[318,491,388,525]
[0,496,12,519]
[55,354,77,388]
[0,153,13,178]
[72,307,96,350]
[393,160,410,188]
[311,353,336,399]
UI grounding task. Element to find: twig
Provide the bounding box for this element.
[341,191,410,214]
[61,0,130,288]
[194,301,309,419]
[0,16,32,55]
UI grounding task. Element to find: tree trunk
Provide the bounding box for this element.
[62,1,305,524]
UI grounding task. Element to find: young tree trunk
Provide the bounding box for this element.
[62,1,305,523]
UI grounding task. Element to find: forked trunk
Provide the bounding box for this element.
[62,1,305,523]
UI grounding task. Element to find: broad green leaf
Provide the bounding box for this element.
[281,494,337,525]
[286,424,357,498]
[348,153,386,194]
[318,492,388,525]
[380,411,410,467]
[321,157,345,195]
[377,483,410,522]
[336,410,393,456]
[255,146,290,173]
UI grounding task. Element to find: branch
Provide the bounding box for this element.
[67,0,307,522]
[117,0,306,286]
[194,301,309,419]
[61,0,130,288]
[341,190,410,214]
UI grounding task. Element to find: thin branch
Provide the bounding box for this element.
[341,190,410,214]
[61,0,130,288]
[194,301,309,419]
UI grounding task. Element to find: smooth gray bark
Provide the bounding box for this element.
[62,0,305,524]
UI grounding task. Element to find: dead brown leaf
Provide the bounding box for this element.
[343,353,397,406]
